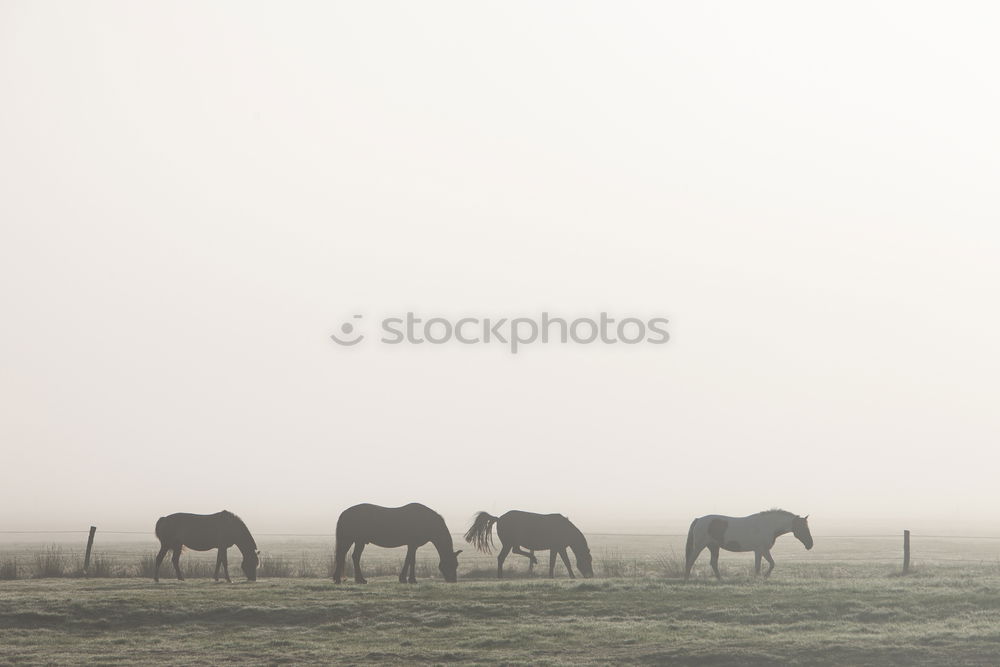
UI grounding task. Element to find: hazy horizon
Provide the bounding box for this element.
[2,2,998,538]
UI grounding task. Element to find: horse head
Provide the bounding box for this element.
[793,515,813,550]
[241,549,261,581]
[566,519,594,577]
[439,549,462,583]
[576,551,594,579]
[576,548,595,578]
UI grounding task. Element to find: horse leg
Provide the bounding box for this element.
[708,546,721,580]
[407,547,417,584]
[214,549,224,582]
[497,544,512,579]
[332,540,351,583]
[352,542,367,584]
[548,550,557,578]
[512,546,537,568]
[154,545,169,582]
[400,545,417,583]
[398,548,409,583]
[763,550,775,578]
[559,548,575,579]
[221,548,231,583]
[528,550,536,573]
[754,551,762,576]
[685,543,706,579]
[171,548,184,581]
[407,547,418,584]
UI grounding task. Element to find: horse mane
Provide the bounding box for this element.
[754,508,796,519]
[404,504,453,549]
[561,516,590,550]
[221,510,256,548]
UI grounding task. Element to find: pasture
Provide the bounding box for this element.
[3,535,1000,664]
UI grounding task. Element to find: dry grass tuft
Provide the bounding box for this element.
[0,556,19,580]
[258,555,294,578]
[32,546,77,578]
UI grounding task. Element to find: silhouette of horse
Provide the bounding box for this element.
[685,509,812,579]
[154,510,260,582]
[465,510,594,579]
[332,503,462,583]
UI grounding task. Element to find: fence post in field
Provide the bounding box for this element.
[903,529,910,574]
[84,526,97,574]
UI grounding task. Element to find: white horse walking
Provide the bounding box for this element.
[684,509,812,579]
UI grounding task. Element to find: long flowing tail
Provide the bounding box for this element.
[685,518,698,574]
[464,511,499,553]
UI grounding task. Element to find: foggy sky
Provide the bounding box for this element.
[1,1,998,537]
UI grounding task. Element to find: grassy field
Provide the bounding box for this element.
[4,563,1000,664]
[3,536,1000,664]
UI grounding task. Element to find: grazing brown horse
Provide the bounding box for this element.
[332,503,462,583]
[465,510,594,579]
[154,511,260,583]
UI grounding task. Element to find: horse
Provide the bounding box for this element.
[464,510,594,579]
[153,510,260,583]
[684,509,812,579]
[332,503,462,584]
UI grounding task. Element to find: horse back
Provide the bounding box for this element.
[497,510,577,550]
[695,514,768,552]
[337,503,447,547]
[155,511,238,551]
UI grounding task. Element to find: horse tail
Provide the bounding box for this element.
[154,516,167,543]
[464,511,499,554]
[333,516,349,560]
[685,518,698,568]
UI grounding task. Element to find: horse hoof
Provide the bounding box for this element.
[356,578,368,584]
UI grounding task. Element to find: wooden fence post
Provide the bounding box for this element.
[84,526,97,574]
[903,529,910,574]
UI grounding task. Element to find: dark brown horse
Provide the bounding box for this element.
[465,510,594,579]
[332,503,462,583]
[154,511,260,583]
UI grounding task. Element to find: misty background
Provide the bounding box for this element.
[1,2,998,538]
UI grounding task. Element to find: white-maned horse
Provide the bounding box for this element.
[684,509,812,579]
